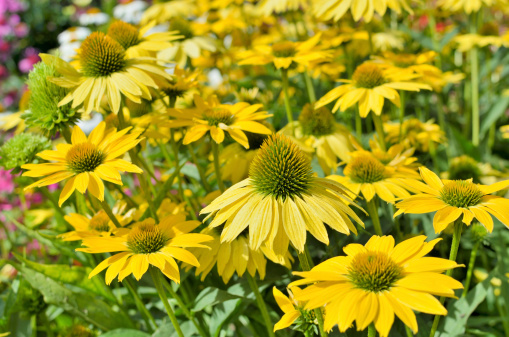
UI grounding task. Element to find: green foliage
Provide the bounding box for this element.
[0,133,51,171]
[24,60,80,135]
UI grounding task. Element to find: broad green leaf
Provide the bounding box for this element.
[14,262,133,331]
[480,96,509,138]
[437,271,494,337]
[152,321,197,337]
[15,254,116,302]
[193,287,242,312]
[100,329,150,337]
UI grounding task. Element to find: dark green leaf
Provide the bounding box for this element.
[100,329,150,337]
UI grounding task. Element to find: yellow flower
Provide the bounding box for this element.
[141,0,197,25]
[313,0,414,22]
[291,235,463,336]
[371,51,464,92]
[22,122,143,206]
[501,125,509,139]
[280,104,354,175]
[328,151,418,203]
[186,228,292,283]
[315,63,431,118]
[158,19,217,67]
[273,287,310,331]
[453,24,508,52]
[200,134,364,256]
[158,66,201,100]
[60,202,134,241]
[395,166,509,233]
[238,33,331,70]
[438,0,508,13]
[383,118,446,152]
[107,20,182,58]
[164,94,272,149]
[257,0,309,16]
[79,216,213,284]
[42,33,171,114]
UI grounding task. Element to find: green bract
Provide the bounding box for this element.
[0,133,51,171]
[24,59,81,135]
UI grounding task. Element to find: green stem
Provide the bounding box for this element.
[188,143,211,193]
[368,324,376,337]
[429,219,463,337]
[125,277,157,332]
[405,326,413,337]
[40,311,54,337]
[303,71,316,103]
[372,113,386,151]
[366,198,383,236]
[281,69,294,132]
[366,23,374,55]
[139,169,179,221]
[470,14,480,147]
[112,184,139,209]
[162,280,210,337]
[168,130,184,199]
[355,107,363,139]
[462,240,480,297]
[149,267,185,337]
[246,274,276,337]
[99,199,122,228]
[495,297,509,337]
[398,91,406,142]
[211,141,225,192]
[298,247,328,337]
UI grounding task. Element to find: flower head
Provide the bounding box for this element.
[200,134,364,256]
[22,122,143,206]
[315,63,431,118]
[395,166,509,233]
[107,20,181,58]
[24,58,81,135]
[384,119,446,152]
[291,235,463,336]
[164,94,272,149]
[329,150,418,203]
[79,215,213,284]
[238,33,331,70]
[273,287,317,333]
[42,32,171,114]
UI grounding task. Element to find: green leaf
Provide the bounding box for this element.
[480,96,509,138]
[100,329,150,337]
[437,271,494,337]
[152,321,198,337]
[14,254,116,302]
[193,287,242,312]
[14,262,133,331]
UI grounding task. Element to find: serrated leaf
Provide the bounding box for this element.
[99,329,150,337]
[437,271,494,337]
[15,254,116,302]
[14,262,133,331]
[480,96,509,138]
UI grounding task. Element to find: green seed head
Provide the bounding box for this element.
[439,180,484,208]
[202,107,235,126]
[169,18,194,39]
[127,219,169,254]
[250,134,313,200]
[353,63,386,89]
[0,133,51,171]
[448,155,482,183]
[79,32,127,77]
[299,103,335,137]
[348,252,402,293]
[107,21,140,50]
[66,143,105,173]
[345,154,387,184]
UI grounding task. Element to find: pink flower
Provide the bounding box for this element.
[18,53,39,73]
[0,169,14,194]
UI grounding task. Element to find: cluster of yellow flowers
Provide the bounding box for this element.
[3,0,509,336]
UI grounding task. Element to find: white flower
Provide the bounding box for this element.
[113,0,148,24]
